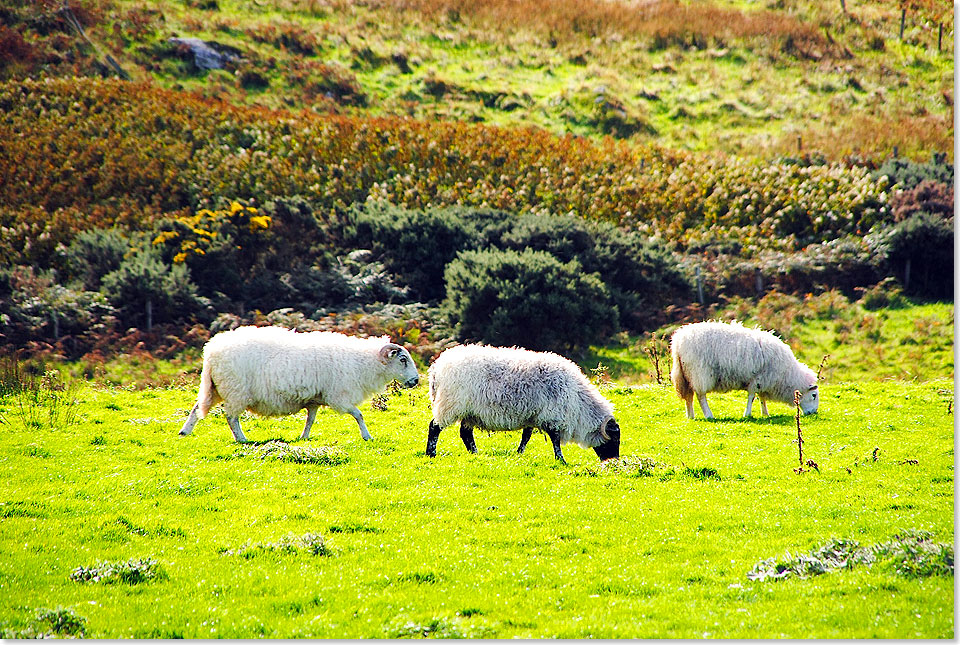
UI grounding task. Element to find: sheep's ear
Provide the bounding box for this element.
[379,343,402,363]
[599,415,615,441]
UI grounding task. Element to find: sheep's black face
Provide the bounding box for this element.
[593,420,620,461]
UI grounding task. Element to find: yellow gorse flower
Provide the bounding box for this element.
[248,215,272,232]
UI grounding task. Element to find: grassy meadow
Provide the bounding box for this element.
[0,345,953,638]
[1,0,955,638]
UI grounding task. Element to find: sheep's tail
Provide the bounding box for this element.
[195,359,220,419]
[671,351,693,402]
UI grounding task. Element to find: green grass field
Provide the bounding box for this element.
[0,371,953,638]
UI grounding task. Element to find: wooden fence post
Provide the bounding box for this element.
[695,266,704,305]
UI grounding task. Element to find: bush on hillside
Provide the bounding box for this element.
[889,179,954,223]
[64,228,136,291]
[100,250,209,329]
[692,237,884,300]
[879,212,953,300]
[338,203,507,301]
[481,214,691,330]
[0,266,117,350]
[443,248,617,353]
[872,153,953,190]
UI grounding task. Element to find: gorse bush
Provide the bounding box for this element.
[481,214,691,329]
[100,250,208,329]
[879,212,954,300]
[338,202,499,301]
[443,248,617,352]
[872,154,954,191]
[64,228,136,291]
[337,204,692,331]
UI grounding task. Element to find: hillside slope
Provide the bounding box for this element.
[3,0,953,161]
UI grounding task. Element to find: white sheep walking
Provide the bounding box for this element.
[425,344,620,462]
[670,320,819,419]
[178,326,420,442]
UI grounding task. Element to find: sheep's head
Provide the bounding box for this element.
[798,383,819,415]
[379,343,420,388]
[592,416,620,461]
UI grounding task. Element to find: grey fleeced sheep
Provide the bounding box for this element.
[425,344,620,462]
[178,325,420,442]
[670,320,819,419]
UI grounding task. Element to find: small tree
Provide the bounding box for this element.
[443,248,618,353]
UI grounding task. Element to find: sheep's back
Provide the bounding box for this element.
[429,345,601,431]
[204,327,383,415]
[672,321,767,393]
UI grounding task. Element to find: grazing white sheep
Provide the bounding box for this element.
[670,320,819,420]
[425,344,620,462]
[178,326,420,442]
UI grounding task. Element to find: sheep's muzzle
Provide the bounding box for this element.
[593,429,620,461]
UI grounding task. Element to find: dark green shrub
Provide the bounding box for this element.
[872,153,953,190]
[482,214,691,330]
[481,214,597,264]
[341,203,507,301]
[442,248,617,353]
[64,228,135,291]
[0,266,117,347]
[592,231,692,329]
[881,212,953,300]
[259,195,325,267]
[100,250,208,329]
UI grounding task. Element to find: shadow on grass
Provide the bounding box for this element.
[694,415,798,427]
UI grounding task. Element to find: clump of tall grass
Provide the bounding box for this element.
[0,606,88,639]
[748,530,954,581]
[70,557,167,585]
[221,532,331,558]
[240,440,350,466]
[571,455,661,477]
[0,356,82,430]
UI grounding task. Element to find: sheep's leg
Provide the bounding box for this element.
[179,404,200,436]
[543,426,566,464]
[696,392,714,419]
[226,415,248,443]
[760,397,769,417]
[744,389,756,417]
[347,406,372,441]
[459,419,478,454]
[426,420,443,457]
[517,427,534,454]
[684,398,695,419]
[300,405,318,440]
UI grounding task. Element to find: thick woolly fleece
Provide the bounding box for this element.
[180,325,419,441]
[428,344,616,448]
[670,320,818,419]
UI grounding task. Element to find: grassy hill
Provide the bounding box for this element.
[3,0,953,161]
